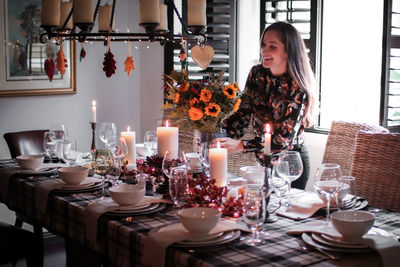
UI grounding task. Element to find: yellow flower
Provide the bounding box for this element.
[174,92,180,103]
[200,88,212,102]
[223,84,237,99]
[178,82,189,93]
[233,98,241,112]
[188,107,204,121]
[190,98,200,106]
[205,103,221,117]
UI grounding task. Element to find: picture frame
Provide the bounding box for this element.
[0,0,75,97]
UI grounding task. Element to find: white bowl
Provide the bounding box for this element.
[178,207,221,236]
[109,184,145,206]
[16,155,44,170]
[185,153,202,169]
[331,210,375,240]
[58,166,89,185]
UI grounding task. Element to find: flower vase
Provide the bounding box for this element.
[198,129,226,176]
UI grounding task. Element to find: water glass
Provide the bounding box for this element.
[270,158,290,210]
[169,166,189,213]
[62,138,78,165]
[336,176,357,210]
[143,130,157,155]
[43,131,56,162]
[50,123,68,159]
[99,122,117,149]
[278,151,303,204]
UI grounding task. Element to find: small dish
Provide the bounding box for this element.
[58,166,89,185]
[109,184,145,206]
[178,207,221,236]
[331,210,375,241]
[16,155,44,170]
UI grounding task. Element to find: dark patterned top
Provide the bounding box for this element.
[224,64,306,161]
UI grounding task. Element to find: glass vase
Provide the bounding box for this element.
[198,129,226,176]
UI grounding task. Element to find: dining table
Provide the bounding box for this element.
[1,158,399,267]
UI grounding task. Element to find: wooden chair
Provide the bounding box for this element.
[4,129,48,158]
[322,121,388,176]
[350,131,400,211]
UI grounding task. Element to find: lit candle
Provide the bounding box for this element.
[155,4,168,31]
[121,126,137,170]
[98,5,114,32]
[41,0,61,26]
[139,0,160,24]
[156,121,179,158]
[91,100,96,123]
[209,141,227,187]
[60,2,73,30]
[188,0,206,26]
[73,0,94,24]
[264,123,271,155]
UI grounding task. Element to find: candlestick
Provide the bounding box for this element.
[41,0,61,26]
[91,100,96,123]
[90,122,96,151]
[264,123,271,155]
[121,127,137,170]
[139,0,160,24]
[60,2,73,30]
[188,0,206,26]
[209,141,227,187]
[156,121,179,158]
[73,0,94,24]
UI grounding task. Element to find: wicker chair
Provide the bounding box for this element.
[350,131,400,211]
[322,121,388,176]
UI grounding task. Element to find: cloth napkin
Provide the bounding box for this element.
[277,191,325,220]
[287,221,400,267]
[141,219,250,267]
[35,179,65,213]
[0,167,20,199]
[84,196,172,246]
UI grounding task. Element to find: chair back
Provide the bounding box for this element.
[322,121,388,176]
[351,131,400,211]
[3,130,48,158]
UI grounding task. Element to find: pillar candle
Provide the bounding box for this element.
[60,2,73,30]
[41,0,61,26]
[98,5,114,32]
[156,121,178,158]
[188,0,206,26]
[73,0,94,24]
[91,100,96,123]
[209,141,227,187]
[155,4,168,31]
[139,0,160,24]
[264,123,271,155]
[121,127,137,169]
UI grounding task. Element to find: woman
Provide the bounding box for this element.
[217,21,316,189]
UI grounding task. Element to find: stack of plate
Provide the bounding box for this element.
[301,233,371,253]
[107,202,166,216]
[54,177,102,192]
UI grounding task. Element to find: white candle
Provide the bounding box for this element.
[209,141,227,187]
[73,0,94,24]
[264,123,271,155]
[188,0,206,26]
[42,0,61,26]
[140,0,160,24]
[98,5,114,32]
[156,121,179,158]
[91,100,96,123]
[60,2,73,30]
[156,4,168,31]
[121,126,137,169]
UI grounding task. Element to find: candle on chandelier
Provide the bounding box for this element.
[121,126,137,169]
[139,0,160,24]
[156,120,179,158]
[73,0,94,24]
[264,123,272,155]
[209,141,227,187]
[155,4,168,31]
[91,100,96,123]
[98,5,114,32]
[41,0,61,26]
[60,2,73,30]
[188,0,206,26]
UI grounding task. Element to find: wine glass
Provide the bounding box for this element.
[143,130,157,156]
[168,166,189,214]
[92,149,115,199]
[43,131,56,163]
[62,138,78,166]
[314,163,342,224]
[277,151,303,205]
[270,158,290,210]
[107,137,129,185]
[99,122,117,149]
[336,176,357,210]
[49,123,68,159]
[162,150,188,179]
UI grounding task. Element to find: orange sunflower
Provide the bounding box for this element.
[190,97,200,106]
[205,103,221,117]
[199,88,212,102]
[178,82,189,93]
[223,84,237,99]
[188,107,204,121]
[233,98,241,112]
[174,92,180,103]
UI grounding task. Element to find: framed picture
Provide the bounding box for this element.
[0,0,75,97]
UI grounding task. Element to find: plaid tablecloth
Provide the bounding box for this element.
[1,159,399,267]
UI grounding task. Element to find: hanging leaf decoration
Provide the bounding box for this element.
[55,46,68,75]
[179,46,186,62]
[103,48,116,78]
[124,56,135,75]
[44,58,55,82]
[80,47,86,62]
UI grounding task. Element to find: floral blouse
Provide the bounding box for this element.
[223,64,306,162]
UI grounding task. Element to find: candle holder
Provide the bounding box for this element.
[90,122,96,151]
[263,153,278,223]
[188,25,207,35]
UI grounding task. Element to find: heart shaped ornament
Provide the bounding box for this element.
[191,45,214,70]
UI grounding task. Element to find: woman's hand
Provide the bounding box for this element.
[213,137,244,155]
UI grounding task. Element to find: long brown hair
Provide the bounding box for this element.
[261,22,316,127]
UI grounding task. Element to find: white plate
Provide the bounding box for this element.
[108,203,166,216]
[302,233,371,253]
[60,177,99,189]
[185,232,224,242]
[109,203,160,214]
[54,182,103,192]
[312,233,368,249]
[175,230,241,247]
[17,167,57,175]
[113,202,152,211]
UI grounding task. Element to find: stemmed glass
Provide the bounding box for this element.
[43,131,56,163]
[99,122,117,149]
[168,166,189,214]
[277,151,303,205]
[336,176,357,210]
[314,163,342,224]
[107,137,129,185]
[49,123,68,159]
[92,149,115,199]
[143,130,157,156]
[162,150,188,179]
[270,158,290,210]
[62,138,78,166]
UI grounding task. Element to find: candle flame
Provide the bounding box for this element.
[92,100,96,106]
[166,120,169,127]
[127,126,130,132]
[217,141,221,149]
[265,123,270,133]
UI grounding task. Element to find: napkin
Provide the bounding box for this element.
[0,167,20,199]
[277,191,325,220]
[84,196,172,246]
[141,219,249,267]
[287,221,400,267]
[35,179,65,213]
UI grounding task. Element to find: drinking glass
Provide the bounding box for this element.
[199,130,226,177]
[336,176,357,210]
[270,158,290,210]
[277,151,303,205]
[143,130,157,155]
[107,137,129,185]
[49,123,68,159]
[43,131,56,163]
[242,184,266,246]
[314,163,342,224]
[162,150,188,179]
[168,166,189,214]
[62,138,78,165]
[92,149,115,199]
[99,122,117,149]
